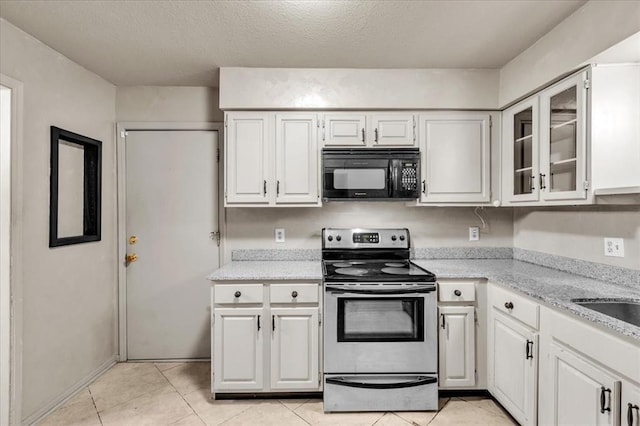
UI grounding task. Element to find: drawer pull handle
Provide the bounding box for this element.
[272,315,276,332]
[525,340,534,360]
[628,403,639,426]
[504,301,514,310]
[441,313,446,330]
[257,315,261,331]
[292,291,298,298]
[234,291,241,298]
[454,289,462,296]
[600,387,612,414]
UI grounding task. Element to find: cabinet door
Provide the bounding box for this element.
[503,98,540,203]
[225,112,272,204]
[275,114,319,204]
[490,311,538,426]
[213,308,264,391]
[419,113,490,203]
[370,114,416,146]
[549,342,621,426]
[539,71,588,201]
[323,114,367,146]
[623,381,640,426]
[270,307,320,390]
[439,306,476,388]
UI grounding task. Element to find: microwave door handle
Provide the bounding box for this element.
[390,161,394,197]
[326,376,437,389]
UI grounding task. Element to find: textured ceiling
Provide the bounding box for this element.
[0,0,586,86]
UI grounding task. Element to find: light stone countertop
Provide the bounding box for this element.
[208,258,640,341]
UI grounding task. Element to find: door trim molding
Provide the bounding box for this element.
[1,73,25,426]
[115,122,224,361]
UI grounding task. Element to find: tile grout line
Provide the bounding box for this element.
[155,363,207,425]
[427,398,450,425]
[286,403,312,426]
[87,386,104,426]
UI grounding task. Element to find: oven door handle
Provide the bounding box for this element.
[325,285,435,295]
[326,376,437,389]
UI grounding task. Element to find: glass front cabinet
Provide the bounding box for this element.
[503,71,588,204]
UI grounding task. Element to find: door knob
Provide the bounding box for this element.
[454,289,462,296]
[125,253,138,263]
[128,235,138,244]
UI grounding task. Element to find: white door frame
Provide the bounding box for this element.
[1,74,24,426]
[116,122,225,361]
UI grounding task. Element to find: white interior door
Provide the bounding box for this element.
[125,130,219,360]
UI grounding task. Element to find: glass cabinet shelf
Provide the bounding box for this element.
[515,167,533,173]
[550,157,577,166]
[515,134,533,143]
[550,118,577,130]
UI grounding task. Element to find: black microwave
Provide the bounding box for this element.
[322,148,420,201]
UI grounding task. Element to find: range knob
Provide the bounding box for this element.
[336,235,342,241]
[391,235,397,241]
[328,235,333,242]
[399,235,405,241]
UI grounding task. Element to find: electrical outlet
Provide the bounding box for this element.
[275,228,285,243]
[469,227,480,241]
[604,238,624,257]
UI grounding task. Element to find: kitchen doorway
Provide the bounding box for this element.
[1,74,24,426]
[117,124,223,360]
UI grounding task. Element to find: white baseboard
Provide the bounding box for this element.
[22,355,117,426]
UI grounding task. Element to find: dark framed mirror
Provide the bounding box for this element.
[49,126,102,247]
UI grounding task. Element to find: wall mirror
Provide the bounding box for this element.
[49,126,102,247]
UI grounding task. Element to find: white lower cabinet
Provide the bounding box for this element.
[211,282,321,395]
[548,342,620,426]
[488,283,539,426]
[270,307,319,390]
[623,382,640,426]
[213,308,264,391]
[438,306,475,387]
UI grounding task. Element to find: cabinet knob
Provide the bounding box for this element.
[234,291,241,298]
[454,289,462,296]
[505,301,514,310]
[291,291,298,298]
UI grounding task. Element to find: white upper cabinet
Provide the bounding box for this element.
[503,65,640,205]
[418,113,491,203]
[503,72,587,204]
[225,112,271,204]
[370,114,416,146]
[504,97,540,203]
[321,113,416,147]
[275,114,319,204]
[225,112,320,207]
[323,114,367,146]
[539,72,588,201]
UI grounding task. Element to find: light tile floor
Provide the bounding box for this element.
[37,362,517,425]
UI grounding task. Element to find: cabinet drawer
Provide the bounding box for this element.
[270,284,318,304]
[490,284,539,330]
[215,284,263,304]
[438,281,476,302]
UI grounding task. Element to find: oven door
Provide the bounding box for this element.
[322,156,390,200]
[324,285,437,374]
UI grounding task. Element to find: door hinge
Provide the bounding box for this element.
[474,310,478,323]
[224,118,228,128]
[584,79,590,89]
[318,313,322,326]
[319,372,322,385]
[413,116,416,141]
[583,180,590,190]
[120,130,128,138]
[216,148,220,163]
[210,231,221,247]
[322,120,326,141]
[489,115,493,129]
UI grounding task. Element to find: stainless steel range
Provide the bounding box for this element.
[322,228,438,412]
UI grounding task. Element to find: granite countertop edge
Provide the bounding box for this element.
[207,259,640,342]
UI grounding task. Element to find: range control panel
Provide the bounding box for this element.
[323,228,410,249]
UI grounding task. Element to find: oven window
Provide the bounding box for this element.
[333,169,386,190]
[337,298,424,342]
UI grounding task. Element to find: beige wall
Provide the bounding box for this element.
[225,203,514,261]
[0,19,117,422]
[116,86,223,122]
[514,206,640,270]
[499,1,640,106]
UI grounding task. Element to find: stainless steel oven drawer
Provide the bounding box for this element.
[323,374,438,412]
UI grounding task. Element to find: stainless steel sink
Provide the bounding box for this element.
[572,299,640,327]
